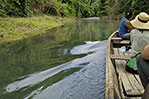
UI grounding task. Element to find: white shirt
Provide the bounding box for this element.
[131,29,149,54]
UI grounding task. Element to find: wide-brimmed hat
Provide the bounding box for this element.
[130,12,149,29]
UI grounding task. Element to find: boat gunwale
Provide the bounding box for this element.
[105,30,120,99]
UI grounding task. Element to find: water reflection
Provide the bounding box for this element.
[0,19,119,99]
[6,41,100,93]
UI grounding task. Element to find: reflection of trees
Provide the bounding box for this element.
[0,19,119,78]
[0,19,119,77]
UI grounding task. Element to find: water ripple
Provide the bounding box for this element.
[31,40,107,99]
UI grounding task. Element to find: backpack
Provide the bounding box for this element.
[125,53,141,74]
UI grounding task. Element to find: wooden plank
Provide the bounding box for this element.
[119,62,139,95]
[105,31,118,99]
[124,51,141,90]
[124,52,139,84]
[113,48,136,96]
[113,48,143,96]
[114,49,133,93]
[120,40,130,44]
[112,37,122,40]
[120,60,143,96]
[119,80,125,99]
[124,52,132,58]
[120,51,143,96]
[119,51,140,96]
[124,52,144,94]
[110,54,131,60]
[113,48,126,99]
[129,97,142,99]
[124,52,142,87]
[134,74,143,86]
[113,40,130,45]
[134,74,144,93]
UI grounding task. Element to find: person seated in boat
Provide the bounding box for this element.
[118,11,132,40]
[130,12,149,55]
[137,45,149,99]
[137,45,149,89]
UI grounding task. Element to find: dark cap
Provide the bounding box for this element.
[125,11,132,19]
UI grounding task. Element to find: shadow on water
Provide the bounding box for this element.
[0,19,119,99]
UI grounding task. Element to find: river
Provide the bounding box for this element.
[0,19,119,99]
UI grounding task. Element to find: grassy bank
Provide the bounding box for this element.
[0,15,76,43]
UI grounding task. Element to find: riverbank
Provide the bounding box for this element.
[0,15,76,43]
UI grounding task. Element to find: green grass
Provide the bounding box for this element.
[0,15,75,43]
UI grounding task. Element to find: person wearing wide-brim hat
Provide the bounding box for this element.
[130,12,149,55]
[134,13,149,99]
[131,12,149,30]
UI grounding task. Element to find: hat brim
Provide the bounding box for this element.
[130,15,149,29]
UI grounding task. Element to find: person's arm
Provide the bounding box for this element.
[141,45,149,60]
[125,20,131,32]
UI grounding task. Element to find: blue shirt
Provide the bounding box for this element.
[118,17,130,37]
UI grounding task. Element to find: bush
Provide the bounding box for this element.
[0,9,6,17]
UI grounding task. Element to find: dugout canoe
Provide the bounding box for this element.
[105,30,144,99]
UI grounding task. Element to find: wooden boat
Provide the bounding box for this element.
[105,30,144,99]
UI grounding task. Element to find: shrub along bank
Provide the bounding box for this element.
[0,15,76,43]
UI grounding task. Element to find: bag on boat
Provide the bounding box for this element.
[125,53,141,74]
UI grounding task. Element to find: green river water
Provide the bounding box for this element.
[0,19,119,99]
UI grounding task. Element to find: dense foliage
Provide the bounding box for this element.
[0,0,148,18]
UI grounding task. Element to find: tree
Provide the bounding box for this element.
[0,0,148,18]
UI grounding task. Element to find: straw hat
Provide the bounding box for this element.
[130,12,149,29]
